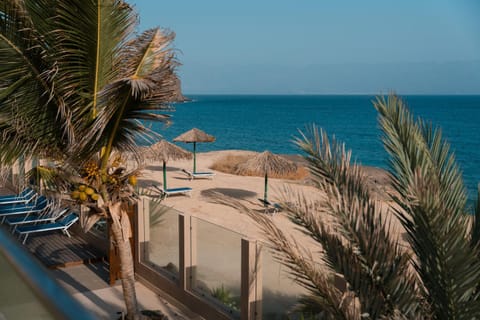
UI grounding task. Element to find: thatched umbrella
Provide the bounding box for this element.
[143,140,192,190]
[173,128,215,173]
[235,151,297,204]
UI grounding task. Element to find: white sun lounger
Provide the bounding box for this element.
[15,212,79,244]
[258,198,282,215]
[181,169,215,181]
[153,184,192,199]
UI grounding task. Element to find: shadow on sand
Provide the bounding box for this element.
[201,187,257,200]
[145,165,182,172]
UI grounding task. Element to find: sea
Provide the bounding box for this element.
[149,95,480,202]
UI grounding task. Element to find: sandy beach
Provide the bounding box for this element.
[138,150,320,240]
[136,149,401,315]
[138,149,394,240]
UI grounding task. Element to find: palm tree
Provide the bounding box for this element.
[0,1,179,319]
[222,95,480,319]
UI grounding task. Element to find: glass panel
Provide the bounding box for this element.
[261,245,310,320]
[0,253,55,320]
[192,216,242,315]
[143,200,180,278]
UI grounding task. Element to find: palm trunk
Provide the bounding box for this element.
[109,203,140,320]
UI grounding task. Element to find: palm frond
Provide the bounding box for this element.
[209,192,358,319]
[472,185,480,248]
[375,94,480,318]
[26,163,73,193]
[0,0,70,161]
[76,27,178,163]
[53,0,136,122]
[294,125,420,318]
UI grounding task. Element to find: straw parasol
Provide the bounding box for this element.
[173,128,215,173]
[143,140,192,190]
[235,151,297,204]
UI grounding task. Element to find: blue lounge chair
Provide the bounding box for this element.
[0,188,36,205]
[0,187,32,200]
[181,169,215,181]
[153,184,192,199]
[5,207,70,228]
[0,195,47,212]
[15,213,79,244]
[0,196,49,223]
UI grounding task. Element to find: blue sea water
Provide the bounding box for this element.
[150,95,480,200]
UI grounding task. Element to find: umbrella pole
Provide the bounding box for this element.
[193,142,197,173]
[163,161,167,191]
[264,173,268,204]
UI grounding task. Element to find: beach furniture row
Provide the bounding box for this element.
[0,187,78,244]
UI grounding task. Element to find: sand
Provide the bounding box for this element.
[138,150,323,240]
[138,149,394,239]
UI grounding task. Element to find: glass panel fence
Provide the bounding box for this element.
[191,216,242,316]
[261,245,311,320]
[142,200,180,279]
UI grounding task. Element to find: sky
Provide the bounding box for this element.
[131,0,480,94]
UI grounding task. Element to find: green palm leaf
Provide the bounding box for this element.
[295,125,420,318]
[375,94,480,319]
[472,186,480,248]
[0,0,70,162]
[76,28,178,165]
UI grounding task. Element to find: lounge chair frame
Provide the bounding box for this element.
[153,184,192,199]
[6,207,69,230]
[0,188,36,205]
[258,198,282,215]
[15,213,79,244]
[181,169,215,181]
[0,196,50,223]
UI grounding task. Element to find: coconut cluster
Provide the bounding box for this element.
[71,184,99,203]
[71,157,139,203]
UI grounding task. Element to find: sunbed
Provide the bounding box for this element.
[0,195,47,212]
[258,198,282,215]
[0,187,32,200]
[0,196,49,223]
[5,207,70,229]
[153,184,192,199]
[0,188,36,205]
[181,169,215,180]
[15,212,79,244]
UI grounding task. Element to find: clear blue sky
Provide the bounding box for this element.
[131,0,480,94]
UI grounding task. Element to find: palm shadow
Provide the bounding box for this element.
[201,187,257,200]
[145,165,181,172]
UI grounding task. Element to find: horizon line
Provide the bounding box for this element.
[182,92,480,96]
